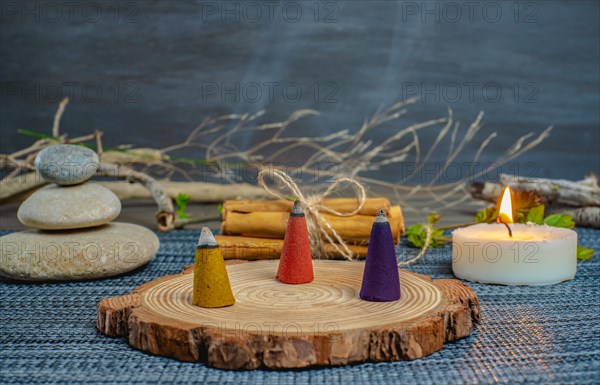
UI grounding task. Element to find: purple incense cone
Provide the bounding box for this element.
[359,209,401,302]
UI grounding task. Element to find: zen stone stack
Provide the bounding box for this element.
[0,144,159,281]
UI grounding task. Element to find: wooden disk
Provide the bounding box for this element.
[98,261,479,370]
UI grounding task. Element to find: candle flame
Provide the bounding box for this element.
[498,186,514,224]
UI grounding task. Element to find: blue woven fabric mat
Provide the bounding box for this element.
[1,228,599,384]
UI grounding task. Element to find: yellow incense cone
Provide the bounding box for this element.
[192,227,235,308]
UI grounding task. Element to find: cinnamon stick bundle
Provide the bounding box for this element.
[221,198,404,244]
[215,235,369,260]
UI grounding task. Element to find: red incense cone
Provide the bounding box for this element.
[276,200,314,284]
[359,209,401,302]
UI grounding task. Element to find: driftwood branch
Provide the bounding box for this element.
[470,173,600,207]
[469,173,600,227]
[0,172,271,204]
[95,180,271,202]
[501,173,599,206]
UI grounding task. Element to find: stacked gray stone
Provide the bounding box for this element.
[0,144,159,281]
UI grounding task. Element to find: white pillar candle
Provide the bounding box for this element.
[452,223,577,285]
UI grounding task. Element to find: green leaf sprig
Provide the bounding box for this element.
[175,193,190,219]
[405,212,452,248]
[577,246,594,261]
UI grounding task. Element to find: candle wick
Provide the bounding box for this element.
[498,219,513,238]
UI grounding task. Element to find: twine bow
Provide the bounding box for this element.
[257,169,366,260]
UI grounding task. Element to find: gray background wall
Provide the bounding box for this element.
[1,0,599,182]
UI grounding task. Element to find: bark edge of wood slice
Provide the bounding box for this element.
[97,261,480,370]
